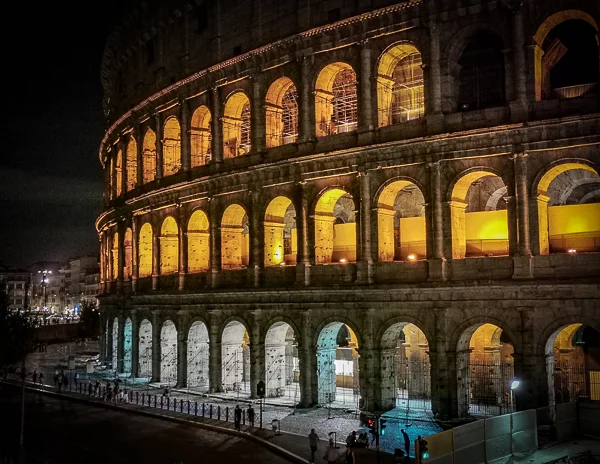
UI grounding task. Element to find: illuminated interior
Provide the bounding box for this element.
[221,204,249,268]
[377,180,426,261]
[265,322,298,400]
[377,43,424,127]
[265,77,298,147]
[450,171,509,259]
[264,196,297,266]
[221,321,250,396]
[123,318,132,374]
[160,216,179,274]
[108,157,114,199]
[138,222,153,278]
[111,230,119,280]
[160,320,178,386]
[124,227,133,279]
[223,92,251,158]
[126,136,137,191]
[536,163,600,254]
[187,321,210,390]
[314,188,356,264]
[315,63,358,137]
[163,117,181,176]
[138,318,153,378]
[115,148,123,197]
[190,106,212,167]
[187,210,210,273]
[142,128,157,184]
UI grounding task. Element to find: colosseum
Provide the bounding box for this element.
[97,0,600,421]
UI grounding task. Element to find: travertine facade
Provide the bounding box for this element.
[97,0,600,419]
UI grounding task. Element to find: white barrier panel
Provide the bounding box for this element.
[453,420,485,464]
[485,414,512,464]
[556,401,578,441]
[426,429,455,464]
[512,410,537,458]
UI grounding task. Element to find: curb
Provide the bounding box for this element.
[2,381,308,464]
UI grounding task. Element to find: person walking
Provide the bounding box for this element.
[53,370,59,388]
[345,446,355,464]
[63,374,69,391]
[32,371,38,385]
[234,405,242,431]
[94,381,100,396]
[88,381,93,397]
[323,442,340,464]
[247,405,255,427]
[308,429,319,463]
[401,429,410,457]
[38,372,44,385]
[74,372,79,389]
[57,376,62,393]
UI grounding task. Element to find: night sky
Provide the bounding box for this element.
[1,2,125,269]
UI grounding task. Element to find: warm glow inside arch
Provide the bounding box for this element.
[377,180,426,261]
[221,204,249,268]
[142,129,157,184]
[124,228,133,279]
[315,63,358,137]
[138,222,153,278]
[314,188,356,264]
[223,92,251,158]
[115,149,123,197]
[160,216,179,274]
[126,136,137,191]
[264,196,297,266]
[188,210,210,273]
[111,230,119,280]
[265,77,299,148]
[163,117,181,176]
[190,106,212,167]
[377,43,424,127]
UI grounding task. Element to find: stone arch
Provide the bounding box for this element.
[223,91,251,158]
[264,196,297,266]
[448,169,509,259]
[124,228,133,279]
[115,148,123,197]
[376,178,427,262]
[376,42,424,127]
[142,128,156,184]
[456,322,516,417]
[187,320,210,391]
[138,222,153,278]
[111,230,119,281]
[190,105,212,167]
[221,204,249,269]
[123,317,133,374]
[265,321,299,402]
[221,319,251,397]
[187,209,210,273]
[315,62,358,137]
[533,10,599,101]
[380,321,431,411]
[533,161,600,255]
[159,216,179,274]
[265,77,299,147]
[112,317,119,370]
[163,117,181,176]
[314,187,357,264]
[138,318,153,378]
[160,319,178,386]
[126,136,137,192]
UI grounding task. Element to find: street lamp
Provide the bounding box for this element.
[38,270,52,322]
[509,379,519,413]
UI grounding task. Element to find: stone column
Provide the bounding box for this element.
[357,171,374,283]
[426,21,444,133]
[298,56,316,150]
[428,161,447,280]
[131,218,139,293]
[299,310,315,407]
[151,311,161,382]
[152,222,160,291]
[178,208,188,291]
[358,40,374,145]
[154,113,164,179]
[210,88,223,164]
[99,312,107,364]
[295,181,311,285]
[250,311,264,398]
[509,4,528,122]
[131,311,140,378]
[180,99,191,172]
[208,311,222,393]
[117,222,125,292]
[135,124,143,187]
[106,314,114,368]
[432,309,453,419]
[358,309,380,411]
[248,191,264,287]
[513,153,533,279]
[99,233,106,294]
[209,201,221,288]
[251,77,266,153]
[176,321,188,388]
[120,139,128,197]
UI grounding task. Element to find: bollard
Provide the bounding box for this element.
[242,410,246,426]
[142,393,145,405]
[187,400,190,414]
[154,395,157,407]
[202,403,205,417]
[209,404,213,418]
[173,398,177,411]
[148,394,151,407]
[136,391,139,404]
[217,405,221,420]
[180,400,183,413]
[226,407,229,422]
[167,397,170,410]
[161,396,164,409]
[195,402,198,416]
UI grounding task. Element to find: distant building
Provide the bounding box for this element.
[0,264,31,311]
[28,261,63,313]
[83,272,100,307]
[62,255,99,313]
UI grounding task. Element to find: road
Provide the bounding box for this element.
[0,384,290,464]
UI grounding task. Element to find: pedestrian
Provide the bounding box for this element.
[32,370,38,385]
[345,431,356,447]
[57,376,62,393]
[106,388,112,403]
[53,369,59,388]
[234,405,242,431]
[38,372,44,385]
[94,381,100,396]
[247,405,255,427]
[74,372,79,388]
[308,428,319,463]
[401,429,410,457]
[63,375,69,391]
[345,446,355,464]
[88,381,93,397]
[323,442,340,464]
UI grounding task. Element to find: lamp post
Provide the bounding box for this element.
[38,270,52,322]
[509,379,520,413]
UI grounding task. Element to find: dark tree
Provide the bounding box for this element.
[0,281,35,371]
[78,299,100,339]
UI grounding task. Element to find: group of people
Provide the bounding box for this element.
[101,380,129,404]
[307,429,357,464]
[31,370,44,385]
[233,404,255,431]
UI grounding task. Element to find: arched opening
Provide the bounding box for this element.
[223,92,251,158]
[265,77,299,147]
[187,210,210,273]
[112,318,119,371]
[138,222,153,278]
[187,321,210,391]
[111,231,119,281]
[221,321,251,397]
[124,228,133,280]
[380,323,431,411]
[138,319,153,378]
[315,63,358,136]
[317,322,360,408]
[534,11,599,101]
[115,149,123,197]
[377,43,424,127]
[142,128,156,184]
[457,323,515,417]
[123,318,132,374]
[535,163,600,255]
[546,324,600,409]
[265,322,299,403]
[264,196,297,266]
[221,204,249,269]
[126,136,137,191]
[450,171,509,259]
[160,320,178,386]
[314,189,356,264]
[163,117,181,176]
[457,31,506,111]
[159,216,179,274]
[190,106,212,167]
[377,180,426,261]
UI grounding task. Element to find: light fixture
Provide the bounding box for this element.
[339,258,347,263]
[510,380,520,390]
[407,253,417,261]
[279,261,286,266]
[568,249,577,254]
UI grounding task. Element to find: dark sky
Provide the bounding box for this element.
[1,2,125,269]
